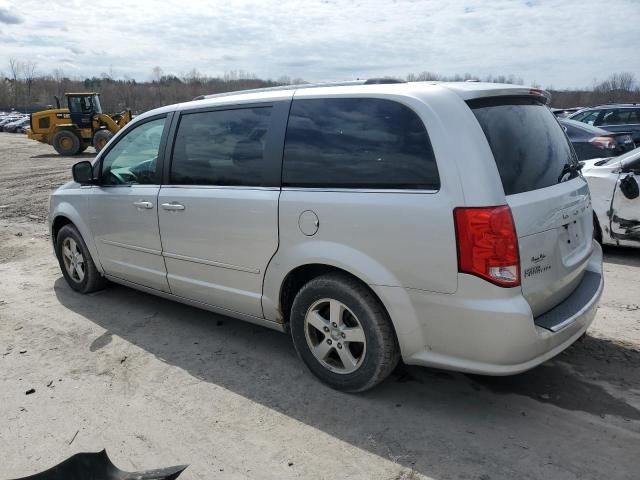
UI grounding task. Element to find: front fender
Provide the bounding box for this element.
[50,191,103,273]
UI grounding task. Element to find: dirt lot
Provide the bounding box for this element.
[1,132,639,480]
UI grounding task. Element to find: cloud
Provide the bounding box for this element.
[0,7,22,24]
[0,0,638,89]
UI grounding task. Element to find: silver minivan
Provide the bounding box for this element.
[50,80,603,391]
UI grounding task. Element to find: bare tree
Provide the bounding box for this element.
[21,61,37,106]
[8,58,21,106]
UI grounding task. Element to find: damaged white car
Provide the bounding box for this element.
[582,147,640,247]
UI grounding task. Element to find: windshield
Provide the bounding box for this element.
[469,97,580,196]
[93,95,102,113]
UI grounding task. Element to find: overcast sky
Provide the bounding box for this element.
[1,0,638,89]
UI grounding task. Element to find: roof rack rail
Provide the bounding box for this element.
[590,102,638,108]
[194,78,407,101]
[363,77,406,84]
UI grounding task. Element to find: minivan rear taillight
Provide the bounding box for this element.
[454,206,520,287]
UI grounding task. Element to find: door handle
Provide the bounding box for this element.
[133,201,153,209]
[161,202,185,211]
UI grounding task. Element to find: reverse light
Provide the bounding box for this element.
[590,136,617,150]
[454,206,521,287]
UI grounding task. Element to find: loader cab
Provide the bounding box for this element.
[66,93,102,129]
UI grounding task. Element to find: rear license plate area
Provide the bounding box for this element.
[565,221,581,250]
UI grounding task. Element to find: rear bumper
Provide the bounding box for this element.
[372,240,603,375]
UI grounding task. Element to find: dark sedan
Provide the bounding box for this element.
[559,118,636,160]
[568,104,640,143]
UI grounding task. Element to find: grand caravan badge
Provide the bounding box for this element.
[524,253,551,278]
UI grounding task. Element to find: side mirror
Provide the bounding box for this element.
[72,161,94,185]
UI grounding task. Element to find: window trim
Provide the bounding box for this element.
[164,101,291,188]
[281,186,439,194]
[97,112,172,187]
[281,97,441,191]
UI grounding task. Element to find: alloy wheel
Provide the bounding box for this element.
[304,298,367,374]
[61,237,85,283]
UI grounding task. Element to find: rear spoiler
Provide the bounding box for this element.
[442,83,552,105]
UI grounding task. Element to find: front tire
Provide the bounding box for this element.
[290,273,399,392]
[55,224,106,293]
[52,130,81,156]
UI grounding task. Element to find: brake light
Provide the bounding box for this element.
[454,206,521,287]
[590,136,617,150]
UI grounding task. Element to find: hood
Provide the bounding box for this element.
[580,157,621,173]
[54,180,80,193]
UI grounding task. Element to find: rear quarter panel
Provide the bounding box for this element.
[262,86,503,322]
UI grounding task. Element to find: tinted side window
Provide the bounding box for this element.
[570,111,588,121]
[581,111,600,125]
[282,98,439,189]
[101,117,166,185]
[601,109,629,126]
[170,107,272,186]
[470,97,579,196]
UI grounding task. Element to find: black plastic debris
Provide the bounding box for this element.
[10,449,187,480]
[620,174,639,200]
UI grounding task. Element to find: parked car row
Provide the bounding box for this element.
[569,104,640,143]
[556,103,639,161]
[0,112,30,133]
[560,118,636,160]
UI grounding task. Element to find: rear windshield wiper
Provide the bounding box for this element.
[558,162,583,182]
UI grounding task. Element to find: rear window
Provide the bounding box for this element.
[469,97,579,196]
[283,98,439,190]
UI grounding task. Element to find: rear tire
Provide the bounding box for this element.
[289,273,400,392]
[55,224,107,294]
[93,129,113,153]
[52,130,81,156]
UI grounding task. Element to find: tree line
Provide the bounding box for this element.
[0,59,637,114]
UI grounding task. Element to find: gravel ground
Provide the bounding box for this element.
[0,132,639,480]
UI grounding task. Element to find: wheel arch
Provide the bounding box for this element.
[270,258,405,342]
[53,125,82,135]
[50,205,103,273]
[51,215,73,244]
[278,264,381,325]
[263,240,403,321]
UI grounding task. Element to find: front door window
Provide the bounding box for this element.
[100,118,165,185]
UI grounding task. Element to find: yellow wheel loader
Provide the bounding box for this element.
[27,93,132,155]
